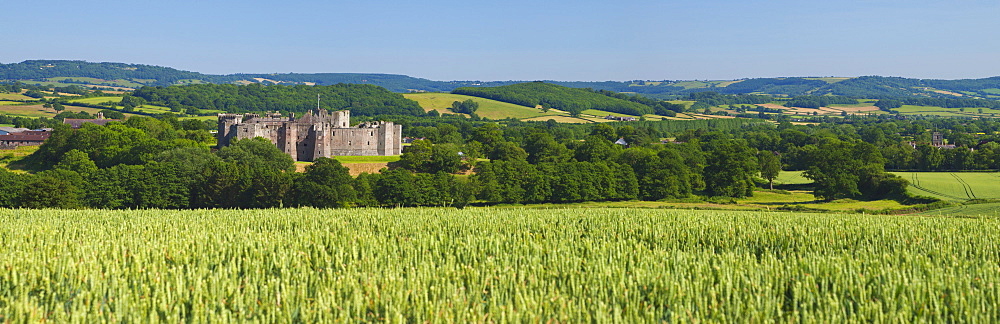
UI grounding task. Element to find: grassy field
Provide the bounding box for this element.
[773,170,812,186]
[893,105,1000,118]
[0,104,113,118]
[0,93,33,100]
[520,116,592,123]
[0,208,997,321]
[403,93,559,120]
[893,172,1000,202]
[917,202,1000,218]
[0,145,39,172]
[333,155,401,163]
[66,96,121,105]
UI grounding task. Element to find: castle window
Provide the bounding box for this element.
[332,131,336,136]
[370,131,374,136]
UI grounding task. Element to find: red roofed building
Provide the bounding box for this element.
[0,130,50,149]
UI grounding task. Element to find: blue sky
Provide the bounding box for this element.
[3,0,999,81]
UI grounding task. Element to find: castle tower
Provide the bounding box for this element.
[932,132,944,146]
[217,113,244,147]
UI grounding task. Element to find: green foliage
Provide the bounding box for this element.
[132,83,424,116]
[450,99,479,114]
[785,95,858,108]
[802,140,903,201]
[287,157,356,208]
[717,78,829,96]
[400,140,464,173]
[703,139,757,198]
[453,82,654,116]
[217,137,295,173]
[758,151,781,190]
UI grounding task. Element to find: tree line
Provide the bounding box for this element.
[131,83,426,116]
[452,82,655,116]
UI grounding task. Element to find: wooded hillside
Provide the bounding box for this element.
[452,82,654,116]
[131,83,425,116]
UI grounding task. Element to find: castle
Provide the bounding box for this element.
[217,109,402,161]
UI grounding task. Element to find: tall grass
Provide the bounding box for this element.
[0,208,997,321]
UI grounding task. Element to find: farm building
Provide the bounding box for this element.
[217,109,402,162]
[63,112,122,129]
[0,130,50,149]
[604,115,637,121]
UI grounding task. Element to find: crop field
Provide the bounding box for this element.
[919,202,1000,218]
[893,105,1000,118]
[403,93,558,120]
[893,172,1000,202]
[0,208,997,322]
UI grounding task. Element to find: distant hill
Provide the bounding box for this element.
[452,82,654,116]
[5,60,1000,101]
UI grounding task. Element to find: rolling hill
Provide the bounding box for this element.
[5,60,1000,101]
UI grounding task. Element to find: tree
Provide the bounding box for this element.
[523,132,571,164]
[19,170,85,209]
[287,157,356,208]
[704,139,757,198]
[400,139,433,172]
[451,99,480,114]
[802,140,901,201]
[217,137,295,172]
[758,151,781,190]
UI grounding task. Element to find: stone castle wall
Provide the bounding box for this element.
[217,109,401,161]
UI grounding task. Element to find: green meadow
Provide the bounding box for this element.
[893,172,1000,202]
[403,93,562,120]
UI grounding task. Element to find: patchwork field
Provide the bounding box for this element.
[403,93,559,120]
[1,208,996,321]
[580,109,638,118]
[520,115,592,123]
[893,172,1000,202]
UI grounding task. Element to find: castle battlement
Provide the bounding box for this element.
[216,109,401,161]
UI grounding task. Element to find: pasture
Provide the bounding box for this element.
[0,208,996,322]
[0,93,33,101]
[893,172,1000,202]
[66,96,121,105]
[403,93,558,120]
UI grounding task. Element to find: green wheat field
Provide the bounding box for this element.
[1,208,997,322]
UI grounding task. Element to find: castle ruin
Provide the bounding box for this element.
[217,109,401,161]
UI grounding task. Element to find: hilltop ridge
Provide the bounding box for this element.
[4,60,1000,100]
